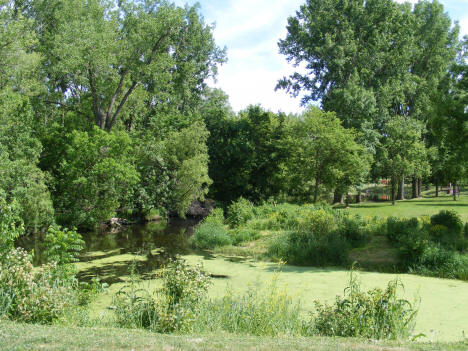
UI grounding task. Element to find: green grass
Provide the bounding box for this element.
[1,320,467,351]
[342,194,468,221]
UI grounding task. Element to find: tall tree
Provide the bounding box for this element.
[23,0,225,131]
[288,108,368,203]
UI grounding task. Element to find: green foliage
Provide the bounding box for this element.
[226,197,255,228]
[0,91,55,233]
[191,210,231,249]
[111,268,159,330]
[430,210,464,236]
[0,195,24,261]
[205,105,290,205]
[229,228,261,246]
[27,0,225,131]
[311,272,418,340]
[53,127,139,229]
[268,209,349,266]
[134,122,211,217]
[411,245,468,281]
[43,226,85,265]
[286,108,370,203]
[385,210,468,279]
[0,248,78,324]
[112,257,211,332]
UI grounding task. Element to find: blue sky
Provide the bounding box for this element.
[175,0,468,114]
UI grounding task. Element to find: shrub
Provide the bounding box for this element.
[386,216,419,243]
[226,197,255,227]
[311,271,418,340]
[431,210,464,235]
[429,211,465,251]
[191,211,231,249]
[229,228,261,245]
[112,257,212,333]
[43,226,85,265]
[337,214,369,247]
[0,248,78,324]
[411,245,468,280]
[0,195,24,261]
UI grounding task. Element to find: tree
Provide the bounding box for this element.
[24,0,225,131]
[134,121,211,217]
[203,104,290,205]
[376,116,428,205]
[52,127,139,229]
[287,108,369,203]
[277,0,461,197]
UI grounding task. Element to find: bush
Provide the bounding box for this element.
[268,209,349,266]
[0,195,24,261]
[191,211,231,249]
[43,226,85,265]
[337,214,369,247]
[0,248,78,324]
[112,257,211,333]
[229,228,261,245]
[226,197,255,227]
[311,271,418,340]
[411,245,468,280]
[429,211,465,251]
[431,210,464,235]
[386,216,419,243]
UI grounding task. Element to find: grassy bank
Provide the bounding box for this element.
[343,194,468,221]
[1,320,467,351]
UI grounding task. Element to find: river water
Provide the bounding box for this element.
[17,218,200,284]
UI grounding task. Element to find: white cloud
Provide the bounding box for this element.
[177,0,468,114]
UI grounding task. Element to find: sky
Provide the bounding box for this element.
[175,0,468,114]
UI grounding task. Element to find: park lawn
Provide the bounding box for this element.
[342,194,468,221]
[2,321,468,351]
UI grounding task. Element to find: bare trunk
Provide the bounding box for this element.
[435,179,439,197]
[356,191,362,203]
[411,177,417,199]
[313,177,319,204]
[391,176,396,205]
[453,180,457,201]
[397,175,405,200]
[333,191,343,204]
[417,178,422,198]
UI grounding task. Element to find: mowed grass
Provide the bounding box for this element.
[2,320,468,351]
[85,253,468,342]
[342,193,468,221]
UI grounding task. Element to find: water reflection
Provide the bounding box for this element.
[17,218,200,284]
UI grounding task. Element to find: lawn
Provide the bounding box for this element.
[342,193,468,221]
[2,320,468,351]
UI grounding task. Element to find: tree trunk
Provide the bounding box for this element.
[313,176,319,204]
[417,178,422,198]
[453,180,457,201]
[411,177,417,199]
[333,191,343,204]
[397,175,405,200]
[391,176,396,205]
[356,191,362,203]
[435,179,439,197]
